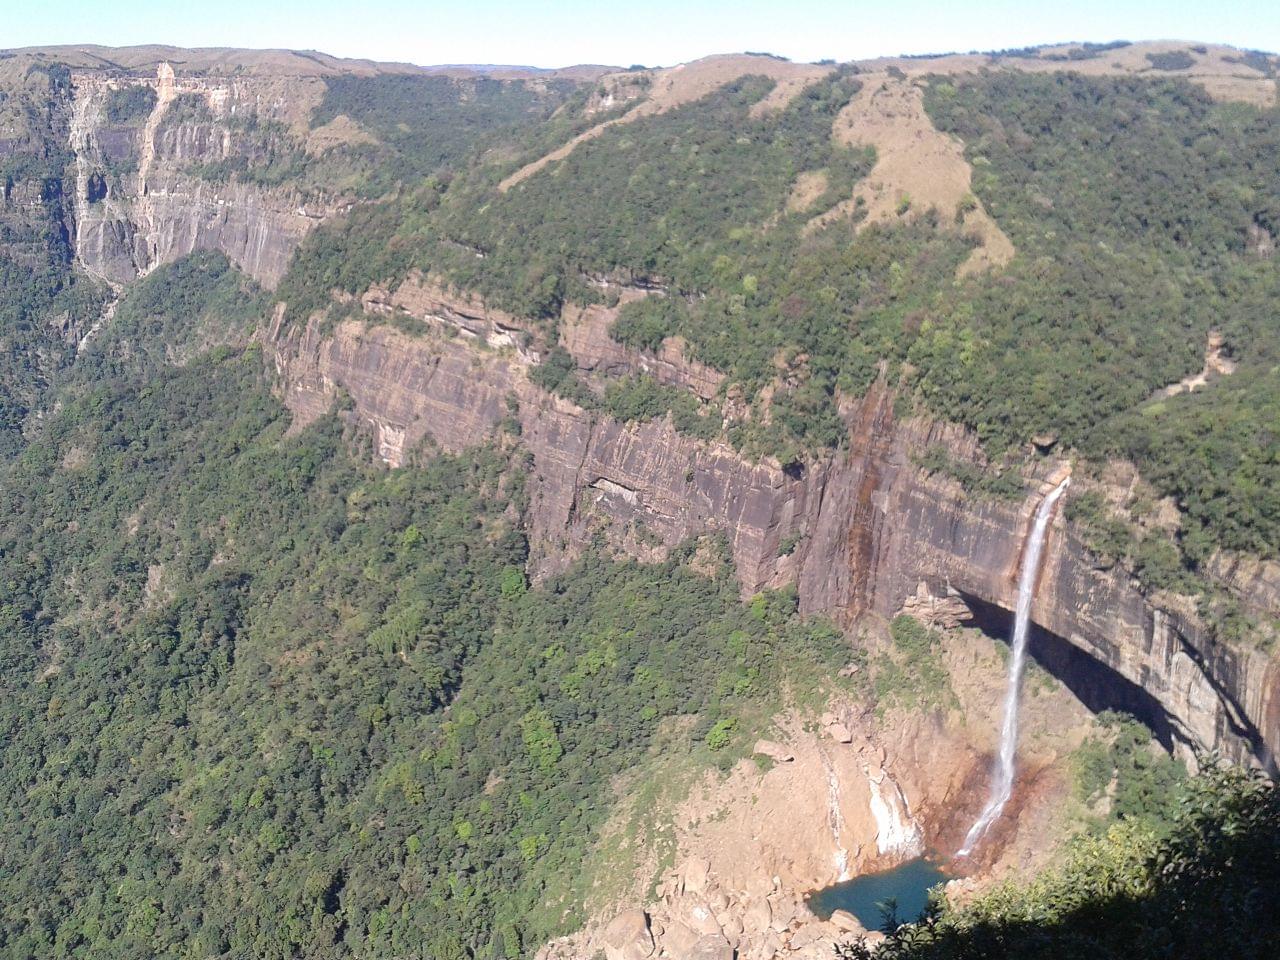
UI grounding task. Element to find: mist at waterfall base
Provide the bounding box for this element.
[958,478,1071,857]
[808,858,949,928]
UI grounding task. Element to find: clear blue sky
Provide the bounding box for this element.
[4,0,1278,69]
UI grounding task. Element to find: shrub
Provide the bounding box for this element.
[1146,49,1197,70]
[105,85,157,123]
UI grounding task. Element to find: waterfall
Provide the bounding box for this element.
[958,477,1070,856]
[820,749,852,880]
[867,767,923,857]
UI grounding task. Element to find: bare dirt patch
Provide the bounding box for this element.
[1192,74,1277,108]
[306,113,377,155]
[786,169,830,213]
[747,65,831,117]
[60,445,91,470]
[818,75,1014,275]
[1157,329,1237,398]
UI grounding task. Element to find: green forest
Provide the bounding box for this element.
[0,259,849,957]
[271,68,1280,574]
[922,73,1280,562]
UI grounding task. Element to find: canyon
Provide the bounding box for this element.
[1,40,1278,958]
[29,35,1267,818]
[257,270,1280,952]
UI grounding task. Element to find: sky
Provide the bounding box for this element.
[3,0,1279,69]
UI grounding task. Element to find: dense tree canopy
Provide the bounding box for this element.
[275,68,1280,571]
[0,265,850,957]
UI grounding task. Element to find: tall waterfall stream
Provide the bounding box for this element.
[959,477,1070,856]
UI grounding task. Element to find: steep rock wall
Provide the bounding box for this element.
[796,420,1279,768]
[270,309,800,588]
[268,293,1280,770]
[561,301,725,401]
[67,66,345,287]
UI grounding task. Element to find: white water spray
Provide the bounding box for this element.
[959,477,1070,856]
[820,749,852,880]
[867,767,923,857]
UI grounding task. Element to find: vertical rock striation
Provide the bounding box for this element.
[66,65,346,288]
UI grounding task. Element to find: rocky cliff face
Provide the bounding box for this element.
[796,423,1280,770]
[17,57,1276,777]
[66,64,345,288]
[270,295,796,587]
[268,276,1280,771]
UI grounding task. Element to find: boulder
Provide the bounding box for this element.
[792,943,839,960]
[829,909,865,934]
[660,920,701,957]
[684,901,724,936]
[768,893,797,932]
[828,722,854,744]
[686,934,734,960]
[720,913,744,942]
[682,856,711,894]
[789,919,838,949]
[898,586,975,630]
[741,896,772,933]
[603,909,654,960]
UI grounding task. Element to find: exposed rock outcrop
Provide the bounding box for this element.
[898,583,976,630]
[796,418,1279,769]
[1157,329,1237,398]
[66,65,348,287]
[541,629,1095,960]
[602,909,654,960]
[561,300,725,401]
[9,37,1276,960]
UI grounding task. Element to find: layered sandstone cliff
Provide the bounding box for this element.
[267,276,1280,771]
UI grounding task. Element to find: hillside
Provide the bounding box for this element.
[1,43,617,78]
[0,38,1276,960]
